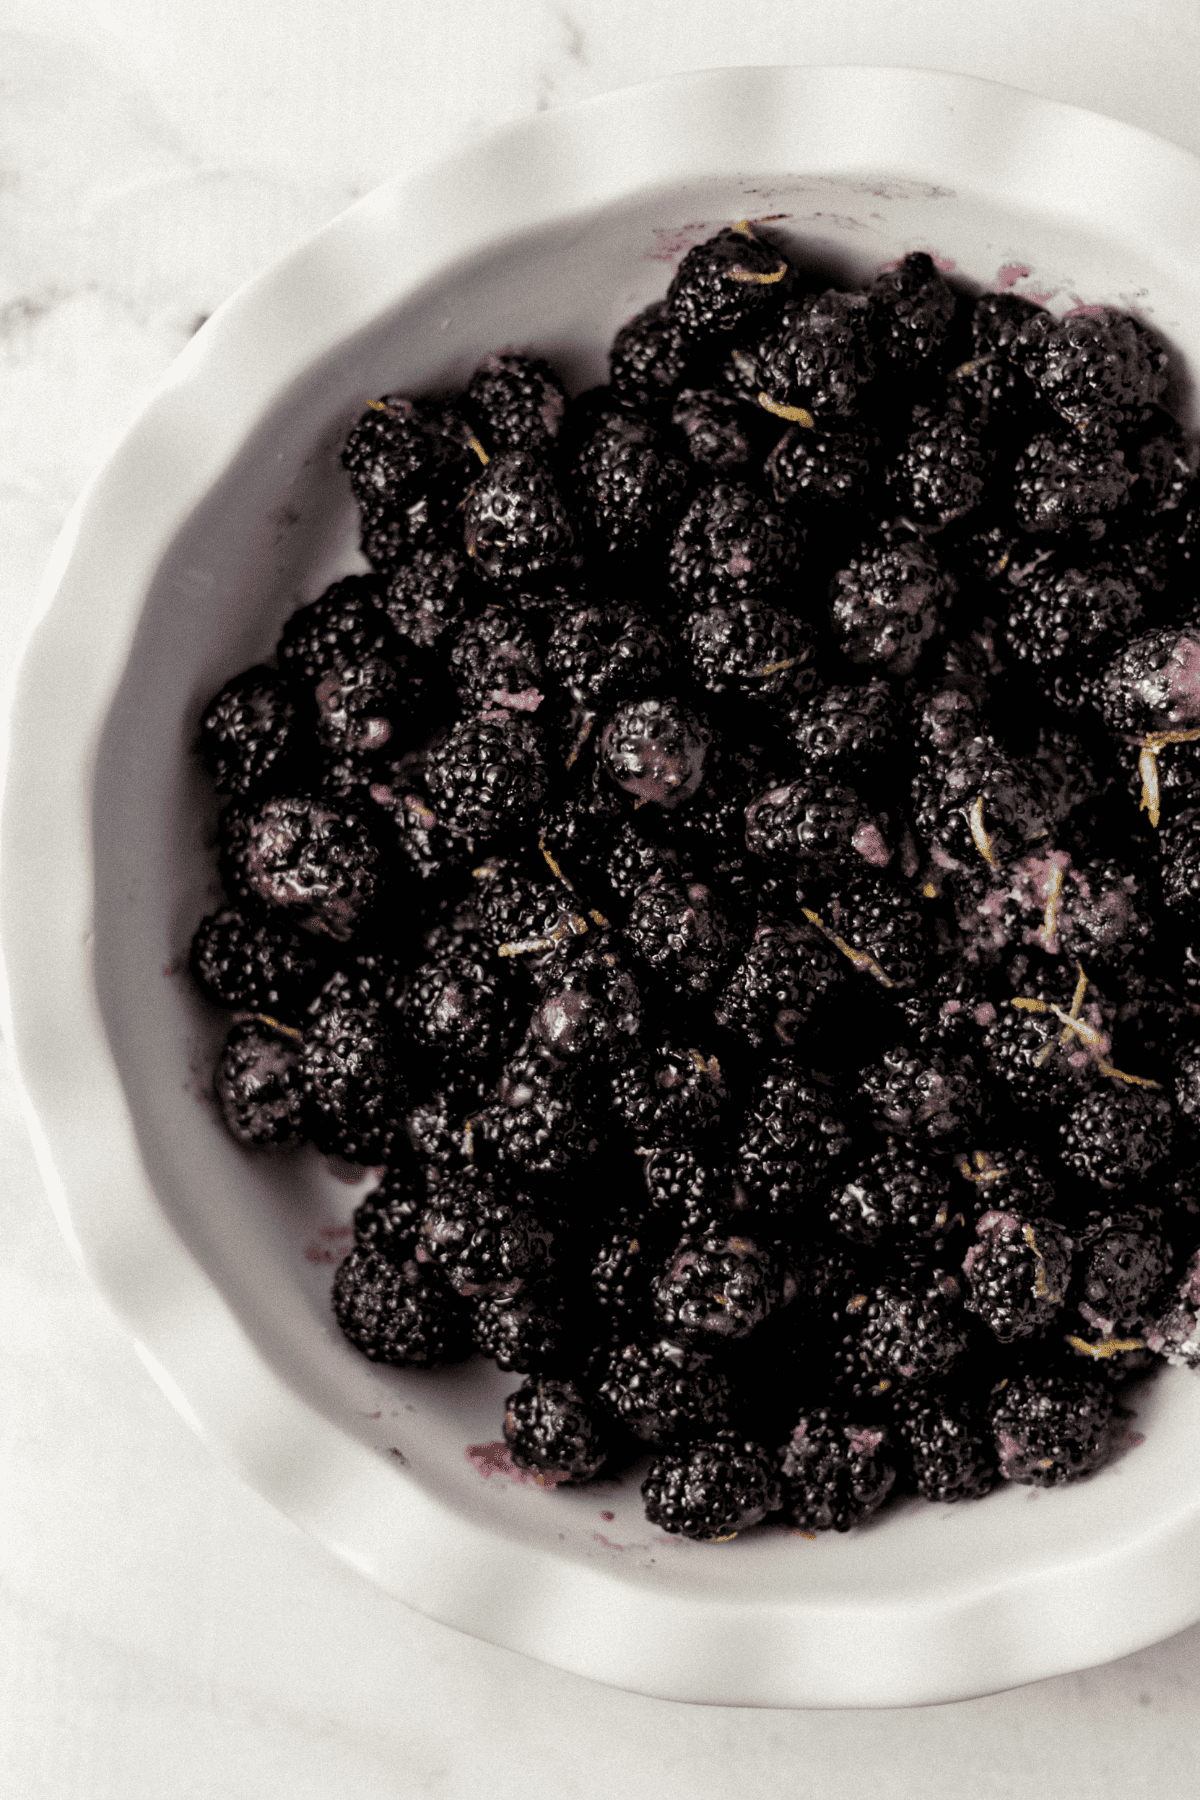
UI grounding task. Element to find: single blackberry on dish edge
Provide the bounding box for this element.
[220,795,384,942]
[989,1365,1117,1486]
[749,287,877,420]
[642,1432,782,1539]
[961,1210,1073,1342]
[302,1001,402,1164]
[625,871,746,997]
[1012,428,1135,538]
[611,1043,729,1147]
[503,1376,616,1484]
[465,351,568,458]
[736,1067,851,1213]
[332,1246,472,1367]
[600,696,713,808]
[341,394,479,515]
[213,1017,307,1149]
[351,1159,427,1267]
[190,906,325,1018]
[777,1410,897,1532]
[828,1137,957,1251]
[448,604,546,717]
[424,714,550,841]
[652,1226,792,1344]
[1058,1081,1177,1191]
[545,603,674,708]
[462,449,577,589]
[598,1337,737,1446]
[972,291,1045,358]
[1016,306,1169,430]
[744,777,893,878]
[667,479,799,609]
[608,300,692,412]
[197,665,309,798]
[830,537,955,677]
[685,595,817,705]
[713,914,844,1051]
[670,386,764,471]
[887,403,992,533]
[572,411,690,561]
[860,1043,984,1145]
[665,222,792,346]
[895,1385,998,1502]
[867,252,958,379]
[419,1170,553,1299]
[528,932,644,1064]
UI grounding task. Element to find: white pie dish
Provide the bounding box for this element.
[3,63,1200,1708]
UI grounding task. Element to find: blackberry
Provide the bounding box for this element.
[213,1017,307,1149]
[332,1246,472,1367]
[1054,852,1153,972]
[470,1283,584,1374]
[1145,1248,1200,1367]
[189,907,324,1018]
[351,1160,426,1267]
[989,1366,1116,1485]
[641,1146,749,1234]
[404,1074,493,1169]
[1158,809,1200,920]
[736,1067,851,1213]
[867,252,958,378]
[341,395,478,515]
[573,412,690,560]
[1071,1206,1173,1337]
[713,914,844,1051]
[448,604,546,716]
[374,777,466,887]
[786,680,899,786]
[911,734,1051,875]
[962,1210,1073,1341]
[1129,411,1200,517]
[610,1043,729,1147]
[198,666,309,798]
[975,982,1112,1114]
[383,539,479,649]
[503,1376,615,1484]
[302,1002,402,1164]
[685,595,816,704]
[652,1226,790,1343]
[425,714,549,840]
[1016,306,1169,430]
[665,223,791,346]
[829,1138,956,1250]
[600,821,681,908]
[600,696,712,808]
[399,938,513,1074]
[598,1337,737,1444]
[895,1386,998,1502]
[590,1217,669,1341]
[765,419,880,530]
[545,603,673,708]
[888,404,991,532]
[667,480,798,609]
[1058,1081,1177,1190]
[641,1432,782,1539]
[860,1043,983,1145]
[854,1281,971,1385]
[1003,556,1144,702]
[608,300,692,412]
[465,351,567,457]
[488,1051,602,1177]
[670,386,763,471]
[1093,620,1200,738]
[749,288,877,420]
[744,777,892,878]
[972,291,1045,357]
[469,860,581,966]
[420,1171,553,1298]
[818,871,931,992]
[462,449,577,589]
[1012,428,1134,538]
[276,574,395,680]
[221,796,383,942]
[830,537,954,677]
[528,933,644,1064]
[626,872,745,997]
[777,1410,897,1532]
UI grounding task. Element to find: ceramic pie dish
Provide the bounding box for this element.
[4,64,1200,1709]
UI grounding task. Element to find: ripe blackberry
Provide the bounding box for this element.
[420,1170,553,1299]
[404,1074,493,1170]
[600,821,681,909]
[867,252,958,378]
[608,300,691,411]
[1093,620,1200,738]
[302,1002,402,1163]
[610,1043,729,1147]
[465,351,567,457]
[652,1226,790,1344]
[895,1385,998,1502]
[736,1067,851,1212]
[744,777,892,877]
[487,1051,602,1177]
[399,938,512,1075]
[777,1410,897,1532]
[972,291,1045,358]
[860,1043,983,1145]
[765,418,881,530]
[665,223,791,346]
[189,907,324,1018]
[332,1246,472,1367]
[470,1281,586,1375]
[221,796,384,942]
[1012,428,1134,538]
[670,386,764,471]
[962,1210,1073,1341]
[1003,556,1144,703]
[598,1337,737,1444]
[748,288,877,419]
[351,1159,426,1267]
[573,412,690,560]
[213,1017,307,1149]
[1129,411,1200,517]
[545,603,673,708]
[462,449,577,589]
[528,933,644,1064]
[641,1146,749,1234]
[503,1376,615,1484]
[600,696,713,808]
[667,480,798,609]
[1145,1248,1200,1367]
[1016,306,1169,430]
[888,403,991,533]
[641,1432,782,1539]
[829,1138,956,1251]
[589,1216,671,1340]
[425,714,549,840]
[1158,808,1200,920]
[276,575,394,679]
[370,775,466,887]
[198,666,309,798]
[989,1366,1116,1485]
[1071,1206,1173,1338]
[1054,852,1153,972]
[341,394,478,515]
[818,870,931,992]
[448,604,546,716]
[830,537,954,677]
[854,1281,971,1385]
[685,595,816,704]
[468,861,582,970]
[626,872,745,997]
[383,539,479,649]
[786,680,899,786]
[974,983,1111,1115]
[1058,1081,1177,1190]
[911,734,1051,875]
[713,914,844,1051]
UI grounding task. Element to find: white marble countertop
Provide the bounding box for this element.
[4,2,1200,1793]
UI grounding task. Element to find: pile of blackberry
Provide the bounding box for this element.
[191,223,1200,1542]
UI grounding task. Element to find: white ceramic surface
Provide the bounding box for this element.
[4,64,1200,1710]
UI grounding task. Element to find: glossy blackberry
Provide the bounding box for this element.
[1054,853,1153,972]
[625,872,745,997]
[749,288,876,419]
[974,985,1109,1114]
[404,1074,493,1169]
[590,1220,668,1340]
[972,291,1045,357]
[1145,1248,1200,1367]
[665,223,791,346]
[860,1043,983,1145]
[961,1210,1072,1342]
[383,539,479,649]
[545,602,673,708]
[610,1043,729,1147]
[351,1160,426,1267]
[1160,812,1200,922]
[911,734,1051,874]
[818,871,931,992]
[854,1281,971,1385]
[301,1002,402,1164]
[895,1386,998,1502]
[399,939,512,1074]
[894,406,990,534]
[765,418,880,530]
[1012,428,1135,538]
[667,480,798,609]
[601,821,681,908]
[197,665,308,798]
[189,907,324,1018]
[1058,1081,1177,1190]
[341,394,478,514]
[641,1146,748,1233]
[1129,411,1200,517]
[503,1376,615,1483]
[528,933,644,1063]
[598,1338,737,1445]
[600,696,712,809]
[735,1067,851,1212]
[713,915,844,1051]
[1071,1207,1173,1337]
[685,595,816,703]
[652,1226,789,1344]
[372,776,466,887]
[1016,306,1169,430]
[487,1051,602,1177]
[424,714,549,841]
[786,680,899,785]
[867,252,958,378]
[213,1017,307,1149]
[670,386,763,471]
[1003,556,1144,701]
[1093,620,1200,738]
[989,1366,1116,1485]
[464,351,567,457]
[332,1246,472,1367]
[830,537,954,677]
[419,1170,553,1299]
[448,604,546,717]
[220,796,383,942]
[829,1138,956,1250]
[573,411,690,561]
[470,1283,583,1374]
[744,776,892,878]
[641,1432,782,1539]
[468,860,580,962]
[607,300,691,411]
[462,449,577,589]
[777,1410,897,1532]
